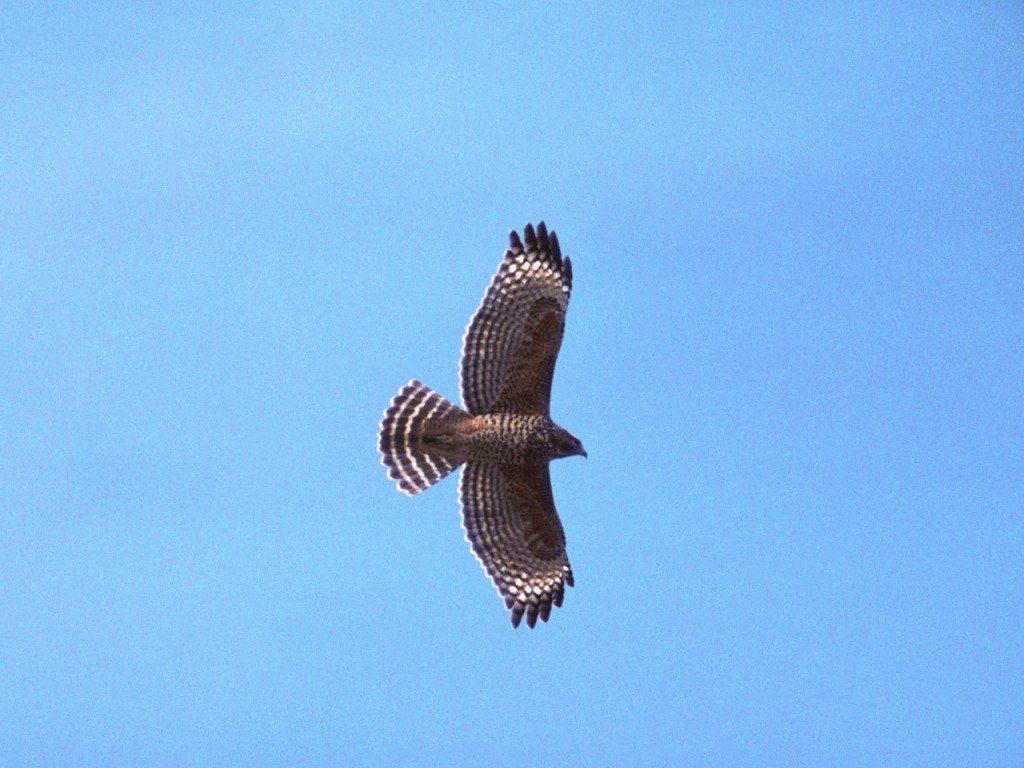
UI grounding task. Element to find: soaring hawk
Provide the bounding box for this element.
[378,222,585,628]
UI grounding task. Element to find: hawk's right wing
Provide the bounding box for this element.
[460,222,572,416]
[459,461,574,628]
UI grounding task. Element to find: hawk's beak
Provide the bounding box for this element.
[579,447,588,459]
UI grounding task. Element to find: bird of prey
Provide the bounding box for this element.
[378,222,585,628]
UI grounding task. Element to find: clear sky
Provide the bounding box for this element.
[2,4,1022,766]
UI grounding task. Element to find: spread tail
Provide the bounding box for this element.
[379,380,469,495]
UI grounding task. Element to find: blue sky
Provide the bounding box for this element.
[2,4,1022,766]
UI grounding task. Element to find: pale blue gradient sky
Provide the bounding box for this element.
[2,4,1022,766]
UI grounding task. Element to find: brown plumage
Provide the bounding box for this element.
[378,222,585,628]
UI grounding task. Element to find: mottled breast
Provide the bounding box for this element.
[460,414,562,464]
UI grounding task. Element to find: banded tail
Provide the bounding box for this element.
[379,380,470,495]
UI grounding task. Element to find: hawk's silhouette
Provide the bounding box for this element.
[378,222,585,628]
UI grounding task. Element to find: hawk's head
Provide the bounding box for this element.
[551,425,587,460]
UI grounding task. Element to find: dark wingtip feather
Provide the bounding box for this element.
[553,582,565,608]
[508,230,523,253]
[549,230,562,263]
[539,599,552,623]
[535,221,549,252]
[523,222,537,250]
[525,603,539,629]
[510,603,524,628]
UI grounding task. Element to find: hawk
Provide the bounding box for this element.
[378,222,585,628]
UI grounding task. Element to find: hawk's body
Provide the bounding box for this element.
[428,413,577,464]
[378,222,584,628]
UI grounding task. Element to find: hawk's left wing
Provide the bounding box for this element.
[459,461,574,628]
[460,222,572,416]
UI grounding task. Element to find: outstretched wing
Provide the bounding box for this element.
[460,222,573,416]
[459,461,574,628]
